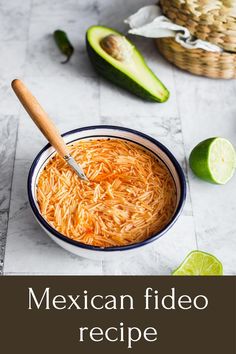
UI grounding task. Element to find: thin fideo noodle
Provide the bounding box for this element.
[37,139,177,247]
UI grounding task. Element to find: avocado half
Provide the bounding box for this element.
[86,25,169,103]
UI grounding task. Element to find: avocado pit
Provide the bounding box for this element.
[100,34,133,62]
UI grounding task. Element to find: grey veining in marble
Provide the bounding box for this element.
[0,116,18,273]
[0,0,235,275]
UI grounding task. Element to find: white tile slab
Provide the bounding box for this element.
[174,69,236,274]
[0,41,27,115]
[25,0,98,78]
[187,177,236,275]
[0,39,27,115]
[21,75,100,123]
[0,83,21,116]
[0,41,27,81]
[174,71,236,152]
[0,116,18,273]
[98,0,151,32]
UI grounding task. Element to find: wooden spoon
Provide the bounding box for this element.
[11,79,88,181]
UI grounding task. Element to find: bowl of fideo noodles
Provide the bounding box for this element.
[28,126,186,260]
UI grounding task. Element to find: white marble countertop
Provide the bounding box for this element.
[0,0,235,275]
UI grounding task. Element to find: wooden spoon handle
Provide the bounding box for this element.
[11,79,68,158]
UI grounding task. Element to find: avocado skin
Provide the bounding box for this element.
[86,31,169,103]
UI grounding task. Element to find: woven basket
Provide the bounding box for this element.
[156,38,236,79]
[156,0,236,79]
[160,0,236,52]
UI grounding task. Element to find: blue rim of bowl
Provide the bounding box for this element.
[27,125,187,252]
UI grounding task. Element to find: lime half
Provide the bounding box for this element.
[172,251,223,276]
[189,137,236,184]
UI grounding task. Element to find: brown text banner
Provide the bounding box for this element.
[0,276,235,353]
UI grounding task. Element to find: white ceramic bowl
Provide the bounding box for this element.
[28,125,186,261]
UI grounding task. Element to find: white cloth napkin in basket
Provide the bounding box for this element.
[125,4,222,52]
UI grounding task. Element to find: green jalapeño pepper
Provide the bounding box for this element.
[54,29,74,64]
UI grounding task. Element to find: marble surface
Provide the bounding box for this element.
[0,0,235,275]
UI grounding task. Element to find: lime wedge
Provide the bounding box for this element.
[172,251,223,276]
[189,137,236,184]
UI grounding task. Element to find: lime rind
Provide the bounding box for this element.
[172,250,223,276]
[208,138,236,185]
